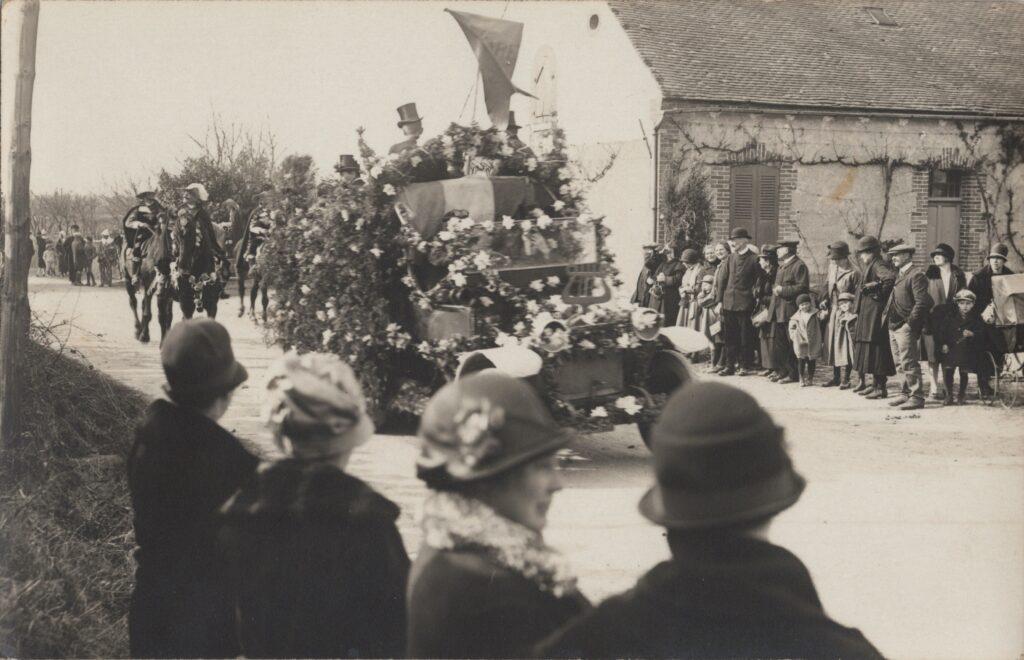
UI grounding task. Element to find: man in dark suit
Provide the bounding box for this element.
[767,240,809,383]
[884,243,933,410]
[631,243,661,308]
[388,102,442,181]
[67,224,84,285]
[716,227,760,375]
[853,236,897,399]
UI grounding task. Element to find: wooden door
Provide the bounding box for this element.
[926,202,960,258]
[730,165,779,246]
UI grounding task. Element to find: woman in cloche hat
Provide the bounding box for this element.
[217,351,409,658]
[538,382,882,659]
[407,371,590,658]
[921,242,967,401]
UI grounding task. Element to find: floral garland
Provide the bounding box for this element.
[420,490,579,598]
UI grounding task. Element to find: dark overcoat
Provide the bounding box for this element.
[217,459,409,659]
[649,258,685,326]
[535,534,883,660]
[853,256,895,345]
[407,546,590,659]
[127,399,259,659]
[176,203,226,276]
[885,264,932,332]
[631,265,656,308]
[715,247,760,312]
[933,305,987,371]
[968,263,1016,321]
[768,256,809,323]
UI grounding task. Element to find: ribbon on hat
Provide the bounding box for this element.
[263,351,374,459]
[417,397,506,478]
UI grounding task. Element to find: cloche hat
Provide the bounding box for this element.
[930,242,955,261]
[828,241,850,259]
[989,243,1010,261]
[416,371,570,487]
[680,248,700,265]
[161,319,248,405]
[640,382,805,530]
[856,235,881,253]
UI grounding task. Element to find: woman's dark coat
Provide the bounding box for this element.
[853,255,897,376]
[649,258,685,326]
[407,546,590,658]
[921,264,967,359]
[217,459,410,659]
[536,534,883,660]
[768,256,810,323]
[968,263,1016,321]
[753,262,777,366]
[127,399,259,659]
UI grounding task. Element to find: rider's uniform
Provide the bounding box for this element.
[125,206,160,262]
[176,200,226,278]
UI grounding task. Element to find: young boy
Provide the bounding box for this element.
[788,293,822,386]
[830,292,857,389]
[127,319,257,658]
[935,289,987,405]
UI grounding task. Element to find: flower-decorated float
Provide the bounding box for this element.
[260,122,708,446]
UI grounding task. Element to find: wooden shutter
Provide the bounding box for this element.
[730,164,779,245]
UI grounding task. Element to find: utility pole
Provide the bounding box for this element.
[1,0,41,446]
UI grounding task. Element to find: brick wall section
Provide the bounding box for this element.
[909,168,930,266]
[778,163,797,242]
[959,173,986,274]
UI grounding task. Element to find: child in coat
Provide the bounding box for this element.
[788,293,823,386]
[935,289,987,405]
[696,274,723,368]
[831,292,857,388]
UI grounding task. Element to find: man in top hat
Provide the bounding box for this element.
[537,381,882,659]
[767,239,809,383]
[505,112,536,160]
[127,319,257,658]
[388,102,442,181]
[883,242,933,410]
[335,154,363,186]
[631,242,662,309]
[715,227,760,375]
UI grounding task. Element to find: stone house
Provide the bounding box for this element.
[510,0,1024,286]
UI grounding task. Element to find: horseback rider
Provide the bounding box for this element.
[176,183,226,276]
[125,191,164,265]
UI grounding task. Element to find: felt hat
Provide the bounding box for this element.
[264,351,374,459]
[507,111,522,130]
[796,293,812,306]
[856,235,881,253]
[953,289,977,302]
[887,242,915,255]
[136,190,157,201]
[640,381,805,530]
[337,154,360,173]
[837,292,855,303]
[989,243,1010,261]
[828,241,850,259]
[184,182,209,202]
[161,319,248,404]
[930,243,955,261]
[681,248,700,265]
[396,102,423,126]
[416,371,570,487]
[760,243,777,257]
[729,227,752,240]
[777,239,799,249]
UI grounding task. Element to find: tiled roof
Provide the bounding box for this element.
[608,0,1024,117]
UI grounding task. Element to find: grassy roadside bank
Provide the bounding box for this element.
[0,337,148,658]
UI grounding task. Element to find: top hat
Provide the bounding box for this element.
[929,243,955,261]
[416,371,570,487]
[729,227,752,240]
[828,241,850,259]
[337,154,360,173]
[396,102,423,127]
[989,243,1010,260]
[160,319,248,404]
[640,381,805,530]
[856,235,882,253]
[507,111,522,130]
[887,242,915,255]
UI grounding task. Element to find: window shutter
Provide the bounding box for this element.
[730,168,755,237]
[755,165,779,244]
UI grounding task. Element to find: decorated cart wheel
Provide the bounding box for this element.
[635,349,694,449]
[992,352,1021,409]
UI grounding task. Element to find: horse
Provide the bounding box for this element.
[234,206,270,322]
[172,201,227,321]
[121,206,175,344]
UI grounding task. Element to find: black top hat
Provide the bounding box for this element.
[989,243,1010,260]
[160,318,248,405]
[856,235,881,253]
[507,111,522,130]
[337,154,360,173]
[729,227,752,240]
[641,381,805,530]
[396,102,423,127]
[828,241,850,259]
[929,242,955,261]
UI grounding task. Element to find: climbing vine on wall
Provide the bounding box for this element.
[660,156,713,254]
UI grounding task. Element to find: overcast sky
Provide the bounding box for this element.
[29,0,555,194]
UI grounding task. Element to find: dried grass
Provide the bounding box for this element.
[0,333,147,658]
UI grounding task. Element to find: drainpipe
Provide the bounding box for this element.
[652,123,660,243]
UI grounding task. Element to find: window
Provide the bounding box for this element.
[864,7,898,26]
[929,170,962,199]
[730,165,780,246]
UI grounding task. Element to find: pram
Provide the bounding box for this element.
[984,273,1024,407]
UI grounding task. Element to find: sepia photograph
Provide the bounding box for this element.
[1,0,1022,658]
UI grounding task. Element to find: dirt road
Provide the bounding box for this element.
[28,277,1023,659]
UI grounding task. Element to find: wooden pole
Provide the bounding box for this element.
[0,0,41,446]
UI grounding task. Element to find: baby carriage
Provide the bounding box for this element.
[984,273,1024,407]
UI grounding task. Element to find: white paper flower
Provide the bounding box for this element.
[451,272,468,287]
[460,216,476,231]
[578,339,597,350]
[411,155,423,167]
[316,310,327,322]
[327,308,337,320]
[370,165,383,178]
[481,219,495,231]
[480,296,494,307]
[546,275,561,287]
[589,406,609,419]
[552,200,566,212]
[383,184,397,196]
[448,260,465,272]
[537,214,553,229]
[312,254,323,265]
[513,321,527,334]
[614,395,643,416]
[530,279,545,292]
[549,295,569,313]
[322,329,335,345]
[526,300,541,314]
[558,167,573,180]
[438,230,455,242]
[616,334,634,349]
[473,251,492,270]
[417,241,429,252]
[300,284,312,295]
[369,247,383,258]
[526,157,538,171]
[520,219,533,232]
